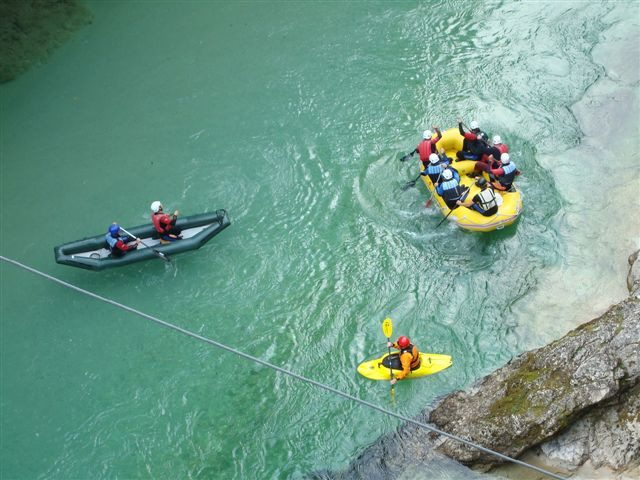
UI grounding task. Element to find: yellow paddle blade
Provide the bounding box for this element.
[382,317,393,339]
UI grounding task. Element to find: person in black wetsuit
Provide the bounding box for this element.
[456,118,488,161]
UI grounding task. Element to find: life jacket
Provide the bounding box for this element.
[462,129,488,155]
[417,140,434,162]
[426,161,446,183]
[481,146,502,163]
[400,344,421,370]
[496,143,509,154]
[497,162,517,188]
[468,131,488,155]
[475,188,498,213]
[440,178,459,192]
[151,212,171,234]
[104,234,118,251]
[440,178,466,208]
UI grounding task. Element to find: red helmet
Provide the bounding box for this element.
[397,336,410,348]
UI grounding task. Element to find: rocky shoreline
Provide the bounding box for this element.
[429,253,639,476]
[319,252,639,479]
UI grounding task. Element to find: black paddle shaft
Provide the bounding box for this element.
[401,173,422,191]
[119,227,171,263]
[435,187,469,228]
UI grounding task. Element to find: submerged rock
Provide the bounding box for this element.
[428,296,639,470]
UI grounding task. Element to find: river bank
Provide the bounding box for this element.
[428,251,639,478]
[0,0,92,83]
[492,252,640,480]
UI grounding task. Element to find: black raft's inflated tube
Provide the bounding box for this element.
[54,209,230,271]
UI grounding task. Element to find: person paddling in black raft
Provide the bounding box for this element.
[386,336,421,386]
[150,201,182,242]
[105,223,140,257]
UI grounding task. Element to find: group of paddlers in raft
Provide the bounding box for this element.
[104,201,183,257]
[402,118,520,217]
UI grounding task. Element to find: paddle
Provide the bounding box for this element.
[399,150,415,162]
[435,206,456,228]
[401,173,422,191]
[435,186,469,228]
[425,167,445,207]
[119,227,171,263]
[382,317,394,398]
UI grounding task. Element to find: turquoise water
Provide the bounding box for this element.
[1,1,638,479]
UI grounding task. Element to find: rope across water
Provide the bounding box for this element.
[0,255,565,480]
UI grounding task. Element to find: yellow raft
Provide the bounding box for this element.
[420,128,522,232]
[357,352,452,380]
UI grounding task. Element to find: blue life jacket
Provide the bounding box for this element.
[426,162,446,182]
[435,168,460,194]
[498,161,517,187]
[439,178,459,192]
[105,234,118,250]
[437,170,467,208]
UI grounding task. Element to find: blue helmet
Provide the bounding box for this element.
[108,223,120,236]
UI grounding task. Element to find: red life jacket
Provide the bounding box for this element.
[151,212,171,234]
[496,143,509,154]
[417,140,433,162]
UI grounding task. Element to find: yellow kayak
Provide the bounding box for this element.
[357,352,453,380]
[421,128,523,232]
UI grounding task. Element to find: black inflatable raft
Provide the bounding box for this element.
[54,209,230,271]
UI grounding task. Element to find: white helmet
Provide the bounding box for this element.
[493,135,502,144]
[442,169,453,181]
[469,120,479,130]
[501,153,510,164]
[151,201,163,213]
[429,153,439,164]
[422,130,433,139]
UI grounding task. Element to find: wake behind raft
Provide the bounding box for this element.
[54,209,230,271]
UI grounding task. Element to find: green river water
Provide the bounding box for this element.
[1,1,638,479]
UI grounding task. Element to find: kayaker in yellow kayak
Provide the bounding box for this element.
[387,336,421,385]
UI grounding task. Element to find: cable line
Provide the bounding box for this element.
[0,255,565,480]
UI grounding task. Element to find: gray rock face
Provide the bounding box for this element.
[540,384,640,470]
[428,297,639,470]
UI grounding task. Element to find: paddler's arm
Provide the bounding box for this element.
[432,126,442,144]
[457,198,474,208]
[458,119,466,136]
